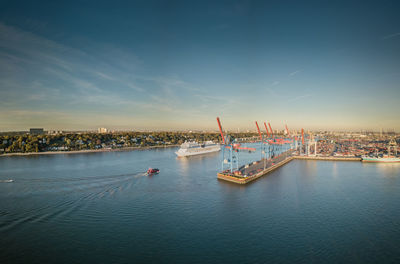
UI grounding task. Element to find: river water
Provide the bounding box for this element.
[1,147,400,263]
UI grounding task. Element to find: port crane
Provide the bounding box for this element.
[217,117,311,173]
[217,117,256,173]
[299,128,313,155]
[268,122,274,138]
[285,124,290,137]
[257,121,294,160]
[301,128,305,154]
[263,122,270,138]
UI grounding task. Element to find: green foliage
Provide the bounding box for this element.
[0,131,259,154]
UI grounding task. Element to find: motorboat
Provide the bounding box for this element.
[147,168,160,174]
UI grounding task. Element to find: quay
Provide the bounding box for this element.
[293,156,362,161]
[217,152,361,185]
[218,156,294,184]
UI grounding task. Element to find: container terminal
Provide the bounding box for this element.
[215,117,399,184]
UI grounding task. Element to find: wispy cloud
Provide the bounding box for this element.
[289,70,302,76]
[382,32,400,40]
[0,22,208,129]
[288,94,312,102]
[271,81,280,86]
[92,71,115,81]
[0,24,194,102]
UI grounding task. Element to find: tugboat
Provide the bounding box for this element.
[147,168,160,175]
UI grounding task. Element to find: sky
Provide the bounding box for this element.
[0,0,400,132]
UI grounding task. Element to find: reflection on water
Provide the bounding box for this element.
[0,149,400,264]
[375,163,400,176]
[332,162,338,178]
[304,160,318,175]
[176,156,190,175]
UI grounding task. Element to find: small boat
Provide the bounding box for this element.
[147,168,160,174]
[0,179,13,183]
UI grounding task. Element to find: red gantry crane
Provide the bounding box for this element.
[217,117,297,177]
[216,117,256,173]
[216,117,225,144]
[285,124,290,137]
[216,117,256,152]
[268,122,274,138]
[263,122,270,138]
[255,121,262,141]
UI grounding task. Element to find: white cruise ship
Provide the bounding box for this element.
[175,141,221,157]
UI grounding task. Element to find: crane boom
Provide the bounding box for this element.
[263,122,270,137]
[216,117,225,144]
[268,122,274,138]
[255,121,262,141]
[285,124,290,137]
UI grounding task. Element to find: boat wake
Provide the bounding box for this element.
[134,172,148,178]
[0,171,149,233]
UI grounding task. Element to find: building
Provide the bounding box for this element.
[30,128,44,135]
[98,127,108,133]
[48,130,63,135]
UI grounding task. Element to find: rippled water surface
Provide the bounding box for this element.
[1,148,400,263]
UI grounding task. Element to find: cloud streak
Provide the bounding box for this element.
[287,94,312,102]
[382,32,400,40]
[0,22,208,130]
[289,70,302,76]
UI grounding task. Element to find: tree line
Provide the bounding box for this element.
[0,132,258,154]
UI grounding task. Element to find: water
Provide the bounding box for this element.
[1,148,400,263]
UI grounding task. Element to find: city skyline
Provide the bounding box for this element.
[1,1,400,131]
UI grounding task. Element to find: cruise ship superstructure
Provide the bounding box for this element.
[175,141,221,157]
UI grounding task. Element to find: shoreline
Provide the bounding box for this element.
[0,144,179,157]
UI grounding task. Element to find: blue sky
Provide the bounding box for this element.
[0,0,400,131]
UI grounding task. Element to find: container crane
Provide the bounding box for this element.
[268,122,274,138]
[263,122,270,138]
[255,121,262,141]
[285,124,290,137]
[216,117,256,173]
[216,117,225,144]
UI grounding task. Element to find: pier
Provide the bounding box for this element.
[293,156,361,162]
[217,150,295,184]
[218,155,294,184]
[217,154,361,185]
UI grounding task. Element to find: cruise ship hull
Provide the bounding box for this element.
[362,157,400,163]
